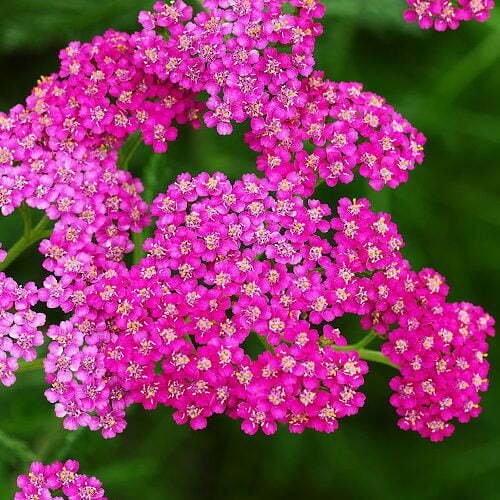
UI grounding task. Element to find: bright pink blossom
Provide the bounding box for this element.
[15,460,106,500]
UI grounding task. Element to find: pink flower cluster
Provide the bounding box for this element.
[0,0,424,384]
[0,267,44,386]
[0,0,426,201]
[0,101,148,383]
[0,0,495,447]
[249,76,425,193]
[38,173,494,441]
[383,301,494,440]
[404,0,494,30]
[331,198,494,440]
[15,461,106,500]
[135,1,425,193]
[43,173,372,436]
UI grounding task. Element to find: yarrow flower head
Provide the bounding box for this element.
[383,301,494,440]
[15,460,106,500]
[133,1,426,194]
[0,0,495,448]
[43,173,375,437]
[33,171,495,442]
[403,0,494,31]
[0,272,44,386]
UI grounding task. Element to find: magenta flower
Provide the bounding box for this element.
[0,0,495,449]
[404,0,494,31]
[15,461,107,500]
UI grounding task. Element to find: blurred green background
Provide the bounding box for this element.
[0,1,499,498]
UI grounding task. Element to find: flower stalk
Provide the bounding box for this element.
[323,331,398,369]
[0,210,51,273]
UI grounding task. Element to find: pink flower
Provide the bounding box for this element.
[383,301,494,441]
[0,0,494,444]
[15,461,107,500]
[403,0,494,31]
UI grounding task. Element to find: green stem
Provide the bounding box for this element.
[0,429,38,463]
[0,215,51,272]
[32,214,51,234]
[132,231,146,265]
[0,217,51,272]
[119,133,142,171]
[20,204,32,233]
[323,330,377,351]
[354,331,378,349]
[323,331,398,369]
[357,349,398,370]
